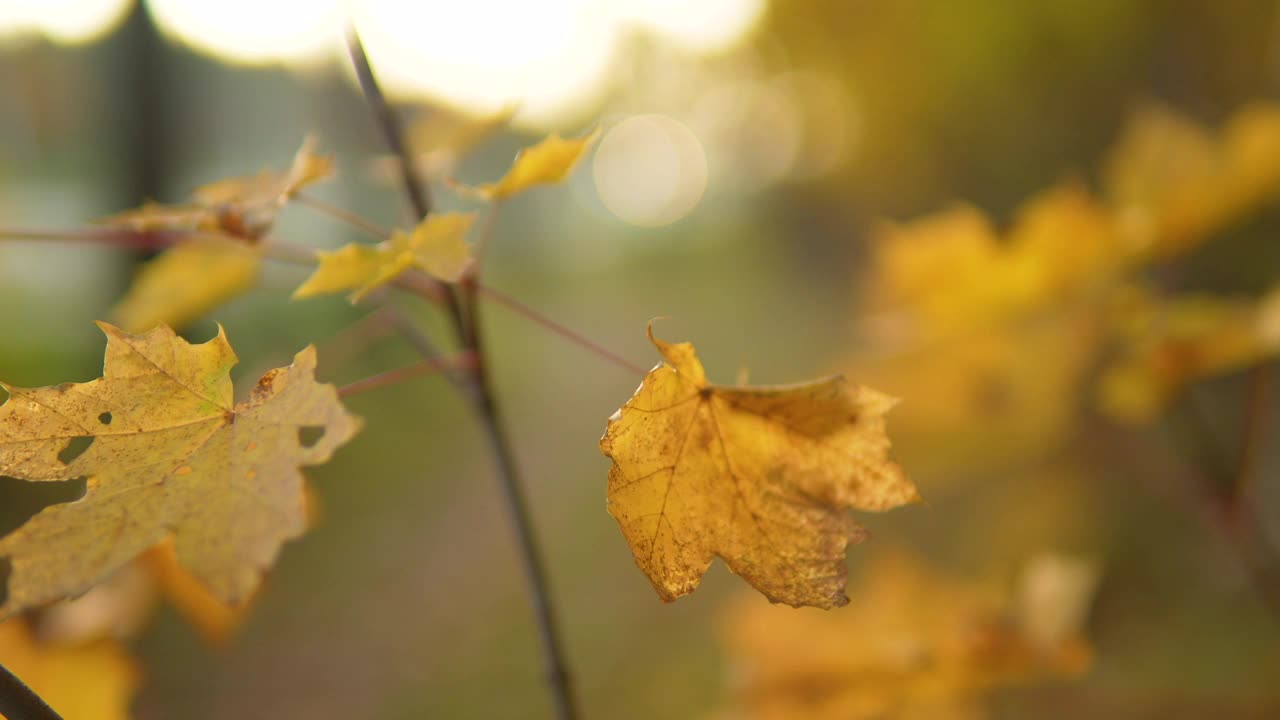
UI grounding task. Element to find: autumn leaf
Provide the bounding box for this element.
[599,324,919,609]
[0,617,138,720]
[453,128,599,200]
[1098,284,1280,423]
[0,323,361,617]
[716,550,1095,720]
[100,136,332,240]
[866,184,1118,341]
[110,234,261,332]
[1104,101,1280,257]
[293,212,476,302]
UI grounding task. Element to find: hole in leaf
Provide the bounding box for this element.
[0,557,9,607]
[56,435,94,461]
[298,426,326,449]
[98,411,113,425]
[0,475,87,538]
[57,436,95,465]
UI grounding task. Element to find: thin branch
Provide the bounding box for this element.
[478,284,649,376]
[1158,364,1280,621]
[0,227,178,252]
[295,192,390,241]
[338,352,475,397]
[345,23,580,720]
[462,301,578,720]
[470,200,504,268]
[0,660,63,720]
[344,24,468,345]
[1233,363,1275,512]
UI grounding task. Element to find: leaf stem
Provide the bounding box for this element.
[346,23,580,720]
[337,352,475,397]
[294,192,390,241]
[0,660,63,720]
[478,284,649,376]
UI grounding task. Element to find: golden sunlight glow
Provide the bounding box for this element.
[147,0,341,65]
[614,0,767,53]
[136,0,768,127]
[593,114,708,227]
[0,0,132,44]
[353,0,618,127]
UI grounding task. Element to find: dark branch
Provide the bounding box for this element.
[343,22,580,720]
[0,660,63,720]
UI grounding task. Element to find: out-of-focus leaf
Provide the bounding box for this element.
[110,235,261,333]
[0,617,138,720]
[100,136,332,241]
[293,212,475,302]
[599,324,918,609]
[866,184,1118,341]
[1098,285,1280,423]
[453,129,599,201]
[1104,102,1280,257]
[370,105,517,181]
[716,550,1094,720]
[0,323,361,616]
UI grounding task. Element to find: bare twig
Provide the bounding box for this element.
[344,24,580,720]
[0,660,63,720]
[338,352,475,397]
[295,192,391,240]
[478,284,649,376]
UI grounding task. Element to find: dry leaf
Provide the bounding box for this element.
[110,235,261,333]
[453,128,599,200]
[293,212,476,302]
[0,323,361,616]
[0,617,138,720]
[717,550,1094,720]
[100,136,332,240]
[599,324,918,609]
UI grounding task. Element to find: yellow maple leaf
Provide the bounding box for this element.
[0,617,138,720]
[100,136,332,240]
[867,184,1118,341]
[716,550,1094,720]
[1104,101,1280,257]
[453,128,600,200]
[293,212,475,302]
[0,323,361,617]
[599,324,919,609]
[110,234,261,333]
[1098,284,1280,423]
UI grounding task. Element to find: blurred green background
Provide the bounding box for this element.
[2,1,1280,718]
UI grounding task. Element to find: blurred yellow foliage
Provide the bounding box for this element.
[1099,284,1280,423]
[717,549,1094,720]
[101,136,332,241]
[1104,102,1280,257]
[0,618,138,720]
[867,184,1118,341]
[110,235,261,332]
[294,212,476,302]
[453,128,599,201]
